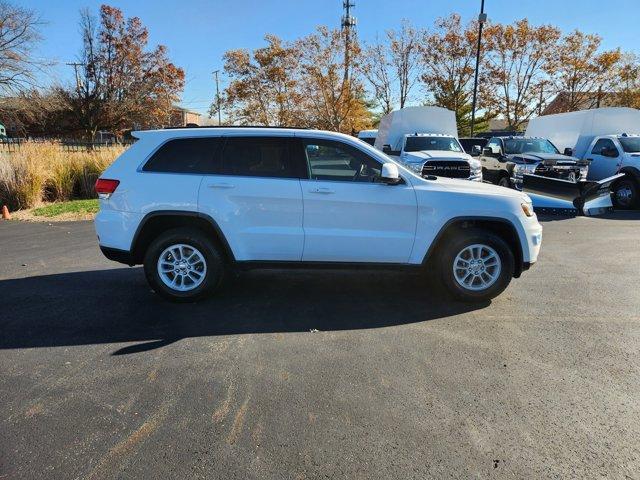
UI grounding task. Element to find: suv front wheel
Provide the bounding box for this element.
[438,229,515,302]
[143,228,225,302]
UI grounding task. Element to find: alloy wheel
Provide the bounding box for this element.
[453,243,502,291]
[157,243,207,292]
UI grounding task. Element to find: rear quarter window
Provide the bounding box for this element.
[142,137,222,173]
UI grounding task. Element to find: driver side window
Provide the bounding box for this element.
[302,139,382,182]
[591,138,618,157]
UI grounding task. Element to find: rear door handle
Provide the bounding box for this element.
[208,183,235,189]
[310,187,334,194]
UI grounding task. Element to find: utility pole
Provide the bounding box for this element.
[341,1,357,84]
[341,1,356,132]
[66,62,85,93]
[538,81,545,116]
[470,0,486,137]
[212,70,222,125]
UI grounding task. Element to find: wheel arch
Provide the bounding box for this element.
[616,167,640,185]
[130,211,235,265]
[422,216,525,277]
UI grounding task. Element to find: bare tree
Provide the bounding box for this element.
[388,20,421,108]
[360,37,394,115]
[0,1,44,94]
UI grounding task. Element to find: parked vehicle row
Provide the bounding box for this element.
[95,127,542,303]
[527,108,640,209]
[359,106,640,210]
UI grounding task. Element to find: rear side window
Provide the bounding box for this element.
[220,137,299,178]
[143,137,222,173]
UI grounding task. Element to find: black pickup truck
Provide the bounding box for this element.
[480,136,588,190]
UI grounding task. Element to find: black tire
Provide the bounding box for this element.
[612,178,638,210]
[438,228,515,303]
[498,176,511,188]
[143,228,225,302]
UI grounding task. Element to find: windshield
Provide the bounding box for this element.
[503,138,559,155]
[619,137,640,153]
[404,136,463,153]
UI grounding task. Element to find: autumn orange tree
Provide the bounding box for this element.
[545,30,622,112]
[61,5,185,138]
[220,34,306,126]
[296,26,371,133]
[420,14,492,135]
[616,54,640,109]
[482,19,560,129]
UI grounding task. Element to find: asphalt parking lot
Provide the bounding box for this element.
[1,213,639,479]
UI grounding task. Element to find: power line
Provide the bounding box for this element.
[65,62,85,92]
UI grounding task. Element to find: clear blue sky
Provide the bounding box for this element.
[25,0,640,116]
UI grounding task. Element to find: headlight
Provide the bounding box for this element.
[469,159,482,175]
[405,162,423,173]
[513,164,537,176]
[579,166,588,180]
[521,202,534,217]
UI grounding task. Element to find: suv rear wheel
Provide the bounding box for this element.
[438,229,514,302]
[143,228,225,302]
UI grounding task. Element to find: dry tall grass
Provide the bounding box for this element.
[0,142,125,211]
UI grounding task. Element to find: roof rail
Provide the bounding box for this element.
[161,125,314,130]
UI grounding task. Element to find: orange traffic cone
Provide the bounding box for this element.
[2,205,11,220]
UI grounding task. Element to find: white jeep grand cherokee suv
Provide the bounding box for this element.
[95,127,542,302]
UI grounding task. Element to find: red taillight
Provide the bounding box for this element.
[95,178,120,199]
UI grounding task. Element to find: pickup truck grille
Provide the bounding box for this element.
[422,160,470,179]
[534,163,581,181]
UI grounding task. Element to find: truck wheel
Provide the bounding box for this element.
[612,178,638,209]
[143,228,225,302]
[438,229,514,303]
[498,176,510,188]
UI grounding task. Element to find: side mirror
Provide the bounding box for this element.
[563,147,573,156]
[380,163,401,184]
[482,147,493,157]
[471,145,482,156]
[382,144,392,154]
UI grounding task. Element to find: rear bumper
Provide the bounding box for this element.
[100,246,135,266]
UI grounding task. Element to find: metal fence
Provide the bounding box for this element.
[0,137,136,152]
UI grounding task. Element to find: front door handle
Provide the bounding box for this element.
[208,183,235,189]
[310,187,335,194]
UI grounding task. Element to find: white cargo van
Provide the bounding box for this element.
[374,107,482,181]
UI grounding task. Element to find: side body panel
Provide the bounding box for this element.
[300,180,417,263]
[198,176,304,261]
